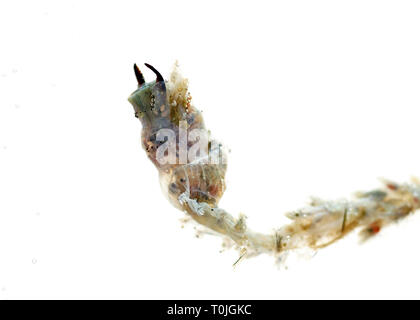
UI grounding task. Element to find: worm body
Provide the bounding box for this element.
[128,62,420,262]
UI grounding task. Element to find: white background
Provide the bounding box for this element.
[1,0,420,299]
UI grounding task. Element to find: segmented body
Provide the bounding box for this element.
[128,62,420,261]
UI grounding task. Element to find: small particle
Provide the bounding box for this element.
[232,252,246,268]
[341,208,348,232]
[367,222,381,234]
[32,258,37,264]
[364,190,387,200]
[275,233,282,252]
[14,104,20,109]
[169,183,178,193]
[387,183,398,191]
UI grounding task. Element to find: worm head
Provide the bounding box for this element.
[128,63,170,130]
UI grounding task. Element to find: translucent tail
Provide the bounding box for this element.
[179,178,420,261]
